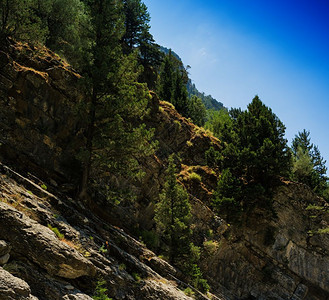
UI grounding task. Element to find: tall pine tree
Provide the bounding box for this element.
[79,0,154,201]
[291,130,328,197]
[155,155,192,265]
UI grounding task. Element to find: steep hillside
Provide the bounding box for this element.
[1,40,329,300]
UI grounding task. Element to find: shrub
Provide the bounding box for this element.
[93,280,112,300]
[184,287,195,297]
[203,240,219,255]
[140,230,159,249]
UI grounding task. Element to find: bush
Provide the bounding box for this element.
[203,240,219,255]
[184,287,195,297]
[93,280,112,300]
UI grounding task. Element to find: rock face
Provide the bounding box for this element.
[0,39,84,184]
[0,267,37,300]
[0,202,96,279]
[200,181,329,299]
[0,166,199,300]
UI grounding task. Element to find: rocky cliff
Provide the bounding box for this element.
[1,40,329,300]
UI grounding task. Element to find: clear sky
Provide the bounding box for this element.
[143,0,329,170]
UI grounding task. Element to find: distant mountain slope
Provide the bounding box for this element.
[187,79,223,111]
[160,46,224,111]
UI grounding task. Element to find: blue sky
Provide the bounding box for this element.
[144,0,329,170]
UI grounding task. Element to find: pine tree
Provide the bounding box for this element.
[155,155,192,265]
[158,50,175,103]
[0,0,47,42]
[235,96,291,185]
[42,0,91,69]
[122,0,149,52]
[187,95,207,126]
[158,50,189,116]
[291,130,328,196]
[173,69,188,115]
[78,0,155,201]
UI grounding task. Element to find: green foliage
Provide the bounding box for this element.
[41,184,47,190]
[291,130,328,198]
[155,155,192,265]
[47,224,64,240]
[213,168,241,212]
[140,230,159,249]
[122,0,162,88]
[132,272,142,282]
[318,227,329,234]
[157,50,189,116]
[93,280,112,300]
[0,0,47,42]
[203,240,219,255]
[44,0,91,69]
[183,287,195,297]
[187,95,207,127]
[205,146,222,169]
[187,80,224,111]
[208,96,291,213]
[99,244,107,254]
[204,109,233,142]
[76,0,156,200]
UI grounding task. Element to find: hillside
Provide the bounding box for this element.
[1,39,329,300]
[160,46,224,111]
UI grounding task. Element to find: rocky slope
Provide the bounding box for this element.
[1,39,329,300]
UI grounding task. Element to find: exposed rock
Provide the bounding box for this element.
[0,202,96,279]
[138,278,193,300]
[0,254,10,265]
[0,267,38,300]
[0,240,11,257]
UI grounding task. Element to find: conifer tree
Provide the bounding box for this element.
[158,50,175,103]
[79,0,154,200]
[122,0,149,52]
[291,130,328,196]
[0,0,46,41]
[158,50,189,116]
[155,155,192,265]
[187,95,207,127]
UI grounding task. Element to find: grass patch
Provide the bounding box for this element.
[188,172,201,182]
[47,224,64,240]
[306,204,323,210]
[318,227,329,234]
[184,287,195,297]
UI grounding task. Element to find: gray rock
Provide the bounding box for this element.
[0,202,96,279]
[0,266,38,300]
[0,240,10,257]
[62,292,93,300]
[0,253,10,265]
